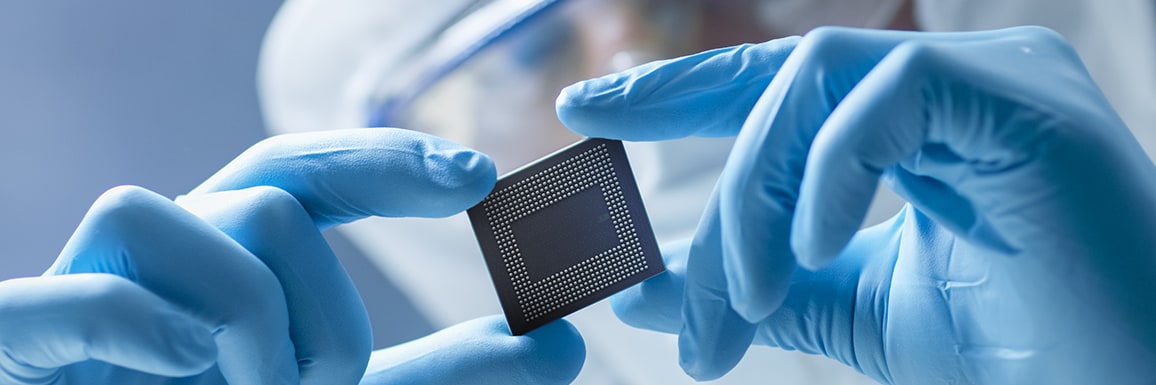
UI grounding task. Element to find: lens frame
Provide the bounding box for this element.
[366,0,568,127]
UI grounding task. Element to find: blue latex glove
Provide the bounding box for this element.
[557,27,1156,384]
[0,128,584,385]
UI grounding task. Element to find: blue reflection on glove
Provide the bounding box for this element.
[0,128,584,385]
[558,27,1156,384]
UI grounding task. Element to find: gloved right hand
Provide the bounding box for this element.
[0,128,584,385]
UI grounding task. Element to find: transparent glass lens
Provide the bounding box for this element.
[383,0,700,173]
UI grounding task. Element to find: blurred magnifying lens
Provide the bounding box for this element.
[365,0,699,173]
[755,0,905,35]
[363,0,904,173]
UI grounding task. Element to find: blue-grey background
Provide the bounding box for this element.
[0,1,431,348]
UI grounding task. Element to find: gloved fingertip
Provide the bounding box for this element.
[789,215,848,271]
[679,359,723,382]
[519,319,586,384]
[609,238,691,333]
[428,147,497,192]
[419,147,498,216]
[676,298,756,382]
[556,76,626,139]
[609,275,683,334]
[677,343,734,382]
[608,286,645,323]
[718,230,794,323]
[729,285,787,324]
[790,186,861,272]
[793,238,844,272]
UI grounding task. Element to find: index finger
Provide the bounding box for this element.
[555,37,799,141]
[187,128,497,229]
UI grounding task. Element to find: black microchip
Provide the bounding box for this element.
[468,138,664,335]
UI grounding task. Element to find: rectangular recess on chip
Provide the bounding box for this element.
[467,138,664,335]
[510,185,617,281]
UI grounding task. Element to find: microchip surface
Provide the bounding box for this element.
[468,138,664,335]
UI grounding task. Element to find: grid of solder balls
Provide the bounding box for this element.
[482,143,649,322]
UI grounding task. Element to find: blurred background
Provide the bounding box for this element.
[0,0,432,347]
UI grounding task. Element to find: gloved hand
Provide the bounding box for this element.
[0,128,584,385]
[557,27,1156,384]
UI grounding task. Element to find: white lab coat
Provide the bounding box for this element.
[258,1,1156,383]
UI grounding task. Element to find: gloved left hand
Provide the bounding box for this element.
[0,128,584,385]
[558,27,1156,384]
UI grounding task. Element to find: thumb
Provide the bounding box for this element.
[610,239,691,335]
[610,215,905,384]
[755,212,903,384]
[360,316,585,385]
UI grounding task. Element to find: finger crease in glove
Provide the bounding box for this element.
[468,138,664,335]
